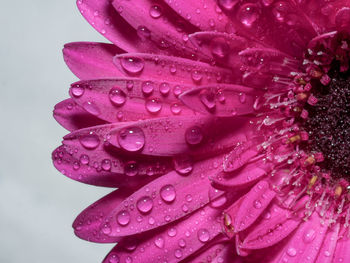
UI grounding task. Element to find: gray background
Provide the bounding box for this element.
[1,1,115,262]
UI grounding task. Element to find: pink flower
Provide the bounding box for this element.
[52,0,350,262]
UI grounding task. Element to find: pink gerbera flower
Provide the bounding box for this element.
[53,0,350,262]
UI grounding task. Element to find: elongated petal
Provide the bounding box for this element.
[63,42,122,79]
[53,99,107,131]
[103,155,223,237]
[315,223,340,263]
[333,233,350,262]
[69,78,197,123]
[103,205,223,263]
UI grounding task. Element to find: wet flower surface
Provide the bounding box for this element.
[52,0,350,262]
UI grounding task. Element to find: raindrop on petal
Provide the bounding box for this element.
[160,184,176,203]
[197,228,210,243]
[79,134,100,149]
[117,210,130,226]
[136,196,153,213]
[185,126,204,145]
[120,57,144,75]
[109,87,126,106]
[118,127,145,152]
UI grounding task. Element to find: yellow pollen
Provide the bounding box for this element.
[304,156,316,166]
[298,79,307,85]
[297,93,308,101]
[287,135,301,144]
[293,106,302,113]
[335,185,343,198]
[223,214,234,232]
[308,175,318,189]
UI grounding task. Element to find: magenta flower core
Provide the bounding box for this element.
[52,0,350,262]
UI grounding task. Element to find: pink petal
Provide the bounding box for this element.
[76,0,141,51]
[103,204,223,263]
[63,42,122,79]
[69,78,197,123]
[113,53,233,85]
[164,0,229,32]
[333,232,350,262]
[53,99,107,131]
[112,0,197,58]
[179,85,260,116]
[72,189,129,243]
[268,212,327,263]
[241,203,301,250]
[103,155,224,237]
[53,143,172,188]
[315,223,340,263]
[63,117,250,158]
[227,180,276,233]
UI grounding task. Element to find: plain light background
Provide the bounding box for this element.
[0,1,115,262]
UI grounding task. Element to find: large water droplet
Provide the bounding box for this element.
[237,3,259,27]
[125,161,138,176]
[109,87,126,106]
[79,134,100,149]
[142,81,155,96]
[197,228,210,242]
[149,5,162,18]
[159,82,170,96]
[120,57,144,75]
[154,237,164,248]
[218,0,238,10]
[185,126,204,145]
[137,196,153,213]
[160,184,176,203]
[118,127,145,152]
[71,84,85,97]
[145,98,162,114]
[117,210,130,226]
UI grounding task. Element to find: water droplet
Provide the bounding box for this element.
[168,227,177,237]
[210,37,229,58]
[79,154,90,165]
[185,126,204,145]
[125,161,138,176]
[209,189,227,208]
[141,81,155,96]
[191,70,203,83]
[237,3,259,27]
[79,134,100,149]
[118,126,145,152]
[109,87,126,106]
[145,98,162,114]
[303,228,316,243]
[149,5,162,18]
[178,238,186,248]
[200,89,216,110]
[120,57,144,75]
[287,247,297,257]
[148,217,155,225]
[125,256,133,263]
[254,200,262,209]
[101,159,111,171]
[101,223,112,234]
[137,25,151,40]
[71,84,85,97]
[174,156,193,175]
[170,103,182,115]
[182,204,189,212]
[154,237,164,248]
[174,249,183,259]
[159,82,170,96]
[83,101,101,116]
[136,196,153,213]
[160,184,176,203]
[186,194,193,202]
[272,1,289,22]
[170,64,177,74]
[239,93,246,103]
[218,0,238,10]
[126,80,134,90]
[107,253,120,263]
[173,85,182,97]
[197,228,210,242]
[117,210,130,226]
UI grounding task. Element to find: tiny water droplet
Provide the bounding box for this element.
[159,82,170,96]
[101,159,111,171]
[107,253,120,263]
[160,184,176,203]
[237,3,259,27]
[117,210,130,226]
[178,238,186,248]
[168,227,177,237]
[79,134,100,149]
[154,237,164,248]
[125,161,138,176]
[170,103,182,115]
[303,229,316,243]
[191,70,203,83]
[149,5,162,18]
[142,81,155,96]
[197,228,210,242]
[120,57,144,75]
[79,154,90,165]
[287,247,297,257]
[174,249,183,259]
[109,87,126,106]
[185,126,204,145]
[118,126,145,152]
[254,200,262,209]
[136,196,153,213]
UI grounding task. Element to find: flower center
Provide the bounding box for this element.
[304,64,350,180]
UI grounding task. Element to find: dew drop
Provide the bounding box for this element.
[170,103,182,115]
[149,5,162,18]
[159,82,170,96]
[101,223,112,234]
[107,253,120,263]
[168,227,177,237]
[137,25,151,40]
[141,81,155,96]
[117,210,130,226]
[197,228,210,243]
[185,126,204,145]
[218,0,238,10]
[79,134,100,149]
[117,126,145,152]
[174,249,183,259]
[303,228,316,243]
[154,237,164,248]
[178,238,186,248]
[125,161,138,176]
[160,184,176,203]
[145,98,162,114]
[109,87,126,106]
[71,84,85,97]
[83,101,101,116]
[79,154,90,165]
[120,57,144,75]
[191,70,203,83]
[200,89,216,110]
[237,3,259,27]
[136,196,153,213]
[174,156,193,175]
[254,200,262,209]
[287,247,297,257]
[101,159,111,171]
[173,85,182,97]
